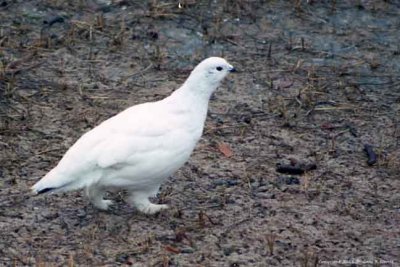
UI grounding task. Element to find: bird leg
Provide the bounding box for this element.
[128,191,168,215]
[85,186,113,210]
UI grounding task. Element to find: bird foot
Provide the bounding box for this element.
[92,199,114,210]
[136,203,169,215]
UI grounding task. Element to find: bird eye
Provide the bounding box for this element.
[216,66,223,71]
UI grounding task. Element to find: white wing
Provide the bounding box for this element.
[33,101,178,191]
[64,101,176,169]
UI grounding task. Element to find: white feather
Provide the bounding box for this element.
[31,57,235,214]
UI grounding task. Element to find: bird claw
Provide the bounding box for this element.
[93,199,114,210]
[137,203,169,215]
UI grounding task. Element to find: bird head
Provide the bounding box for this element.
[185,57,235,93]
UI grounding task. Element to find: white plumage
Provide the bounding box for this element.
[32,57,235,214]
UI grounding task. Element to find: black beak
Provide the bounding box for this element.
[229,67,236,73]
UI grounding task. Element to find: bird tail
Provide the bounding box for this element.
[31,168,72,194]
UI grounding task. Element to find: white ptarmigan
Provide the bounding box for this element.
[31,57,235,214]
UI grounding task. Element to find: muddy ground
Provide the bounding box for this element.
[1,0,400,266]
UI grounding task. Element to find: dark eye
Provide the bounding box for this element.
[216,66,223,71]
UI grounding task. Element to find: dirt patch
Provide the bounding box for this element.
[1,1,399,266]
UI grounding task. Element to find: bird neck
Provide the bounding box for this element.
[169,83,211,110]
[181,73,220,101]
[165,79,217,122]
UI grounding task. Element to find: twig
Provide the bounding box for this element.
[222,217,252,235]
[120,63,153,82]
